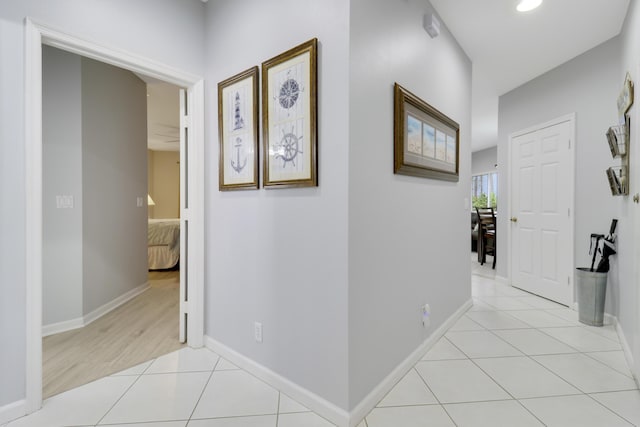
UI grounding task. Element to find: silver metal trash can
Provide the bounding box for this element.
[575,268,607,326]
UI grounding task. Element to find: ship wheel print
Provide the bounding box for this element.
[276,126,303,168]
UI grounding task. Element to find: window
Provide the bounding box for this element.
[472,172,498,209]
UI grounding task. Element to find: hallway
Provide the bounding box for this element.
[6,273,639,427]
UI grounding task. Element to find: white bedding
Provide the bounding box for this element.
[148,218,180,270]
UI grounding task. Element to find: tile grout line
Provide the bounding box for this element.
[185,356,221,422]
[582,351,637,379]
[412,366,459,426]
[93,372,145,426]
[416,330,513,427]
[583,393,639,426]
[587,390,635,426]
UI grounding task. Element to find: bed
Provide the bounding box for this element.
[148,218,180,270]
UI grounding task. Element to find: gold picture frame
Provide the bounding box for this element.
[218,66,259,191]
[262,38,318,188]
[394,83,460,182]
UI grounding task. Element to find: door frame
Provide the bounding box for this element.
[24,18,205,413]
[506,113,576,302]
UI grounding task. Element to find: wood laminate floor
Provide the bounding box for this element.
[42,270,184,399]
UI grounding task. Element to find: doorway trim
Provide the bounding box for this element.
[506,113,576,300]
[24,18,205,413]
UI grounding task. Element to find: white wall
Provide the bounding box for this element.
[472,146,497,176]
[619,0,640,381]
[0,0,205,409]
[42,46,84,326]
[81,57,148,315]
[348,0,472,409]
[204,0,350,410]
[498,38,621,312]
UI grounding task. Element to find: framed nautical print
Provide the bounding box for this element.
[393,83,460,182]
[262,38,318,188]
[218,66,259,191]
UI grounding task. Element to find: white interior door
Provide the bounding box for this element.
[179,88,188,343]
[510,117,573,305]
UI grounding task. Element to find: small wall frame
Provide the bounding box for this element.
[393,83,460,182]
[218,66,259,191]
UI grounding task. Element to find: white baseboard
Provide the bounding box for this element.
[0,399,26,425]
[569,307,637,387]
[206,299,473,427]
[42,317,84,337]
[83,282,149,326]
[42,282,149,337]
[204,336,350,427]
[348,299,473,427]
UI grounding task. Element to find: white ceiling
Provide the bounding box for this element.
[430,0,630,151]
[145,81,180,151]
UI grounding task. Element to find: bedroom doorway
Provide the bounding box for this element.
[25,19,205,413]
[41,50,190,398]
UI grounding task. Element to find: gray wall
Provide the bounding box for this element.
[348,0,472,409]
[472,146,497,176]
[205,0,351,410]
[498,38,621,311]
[42,46,84,326]
[41,49,148,328]
[81,57,148,315]
[0,0,205,408]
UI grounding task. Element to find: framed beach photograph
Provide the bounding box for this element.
[218,66,259,191]
[262,38,318,188]
[394,83,460,182]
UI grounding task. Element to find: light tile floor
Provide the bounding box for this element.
[7,272,640,427]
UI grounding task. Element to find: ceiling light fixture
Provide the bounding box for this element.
[516,0,542,12]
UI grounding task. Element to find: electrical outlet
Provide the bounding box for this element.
[254,322,263,343]
[422,304,431,328]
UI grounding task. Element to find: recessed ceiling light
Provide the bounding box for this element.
[517,0,542,12]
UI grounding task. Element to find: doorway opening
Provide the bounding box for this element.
[25,19,204,413]
[41,46,188,397]
[470,146,498,280]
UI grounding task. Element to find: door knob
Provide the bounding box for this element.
[634,193,639,204]
[510,217,518,222]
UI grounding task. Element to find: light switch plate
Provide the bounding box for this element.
[56,195,74,209]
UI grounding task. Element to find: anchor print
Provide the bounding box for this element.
[231,137,247,173]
